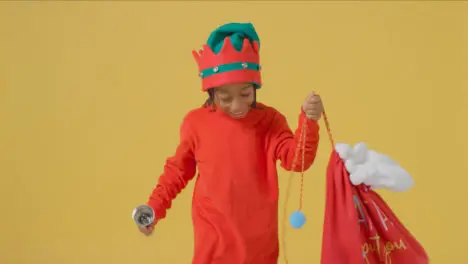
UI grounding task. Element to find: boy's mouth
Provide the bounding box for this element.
[230,111,247,119]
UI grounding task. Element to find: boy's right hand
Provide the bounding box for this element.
[138,225,154,236]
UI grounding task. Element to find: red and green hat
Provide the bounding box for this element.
[192,22,262,91]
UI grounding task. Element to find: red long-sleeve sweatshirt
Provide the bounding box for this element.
[147,103,319,264]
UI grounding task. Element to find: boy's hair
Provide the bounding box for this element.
[203,87,261,111]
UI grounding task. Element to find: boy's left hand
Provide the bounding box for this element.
[302,92,324,120]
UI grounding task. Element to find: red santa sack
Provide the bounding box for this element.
[320,149,429,264]
[318,110,429,264]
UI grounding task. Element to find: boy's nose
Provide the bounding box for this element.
[230,100,245,113]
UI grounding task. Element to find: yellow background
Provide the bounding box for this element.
[1,1,467,264]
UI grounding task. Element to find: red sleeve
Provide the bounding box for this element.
[271,108,320,172]
[146,115,197,221]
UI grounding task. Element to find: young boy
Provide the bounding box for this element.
[138,22,324,264]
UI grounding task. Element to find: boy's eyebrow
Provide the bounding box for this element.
[215,88,228,93]
[215,90,229,97]
[214,87,227,93]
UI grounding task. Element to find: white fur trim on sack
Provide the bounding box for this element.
[335,142,414,192]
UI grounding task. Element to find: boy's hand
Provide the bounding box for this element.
[302,92,323,120]
[138,225,155,236]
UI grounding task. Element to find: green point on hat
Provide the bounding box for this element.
[206,22,260,54]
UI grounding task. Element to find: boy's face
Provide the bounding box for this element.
[214,82,255,119]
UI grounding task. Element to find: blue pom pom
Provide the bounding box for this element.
[289,210,306,229]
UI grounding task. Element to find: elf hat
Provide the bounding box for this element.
[192,22,262,91]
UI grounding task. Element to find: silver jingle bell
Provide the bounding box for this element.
[132,205,155,227]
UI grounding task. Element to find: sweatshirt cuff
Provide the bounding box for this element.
[146,199,165,221]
